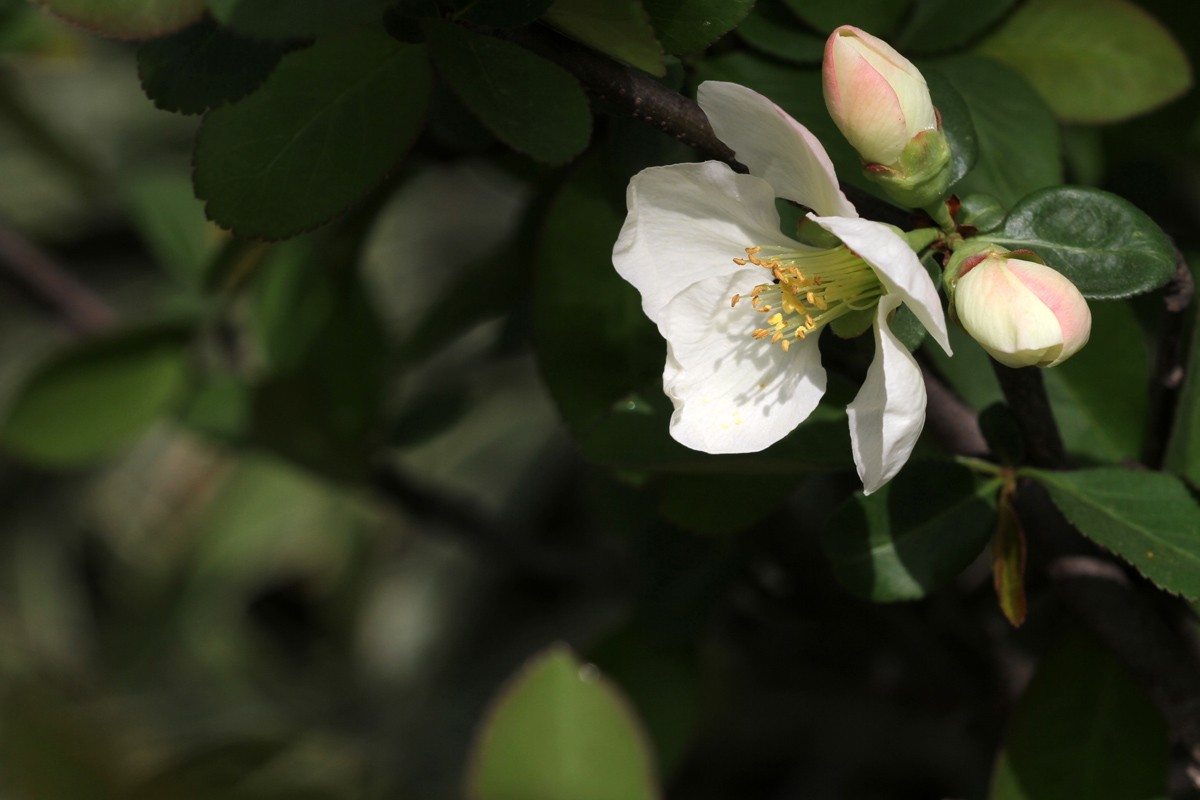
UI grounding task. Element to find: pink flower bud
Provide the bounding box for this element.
[953,255,1092,368]
[822,25,938,168]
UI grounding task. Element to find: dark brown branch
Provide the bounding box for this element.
[505,25,912,229]
[991,363,1066,468]
[0,220,117,335]
[1144,249,1195,469]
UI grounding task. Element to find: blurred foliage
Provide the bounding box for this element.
[0,0,1198,798]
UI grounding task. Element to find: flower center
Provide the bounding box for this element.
[730,246,884,351]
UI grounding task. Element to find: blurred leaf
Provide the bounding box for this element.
[896,0,1015,54]
[120,166,221,287]
[467,644,660,800]
[929,55,1062,208]
[252,239,336,373]
[177,372,253,444]
[923,322,1003,410]
[1026,467,1200,599]
[206,0,394,40]
[782,0,911,36]
[194,32,430,239]
[454,0,553,27]
[642,0,754,55]
[0,325,190,466]
[425,20,591,164]
[656,472,801,534]
[976,0,1192,124]
[735,0,824,65]
[1043,301,1148,462]
[990,629,1168,799]
[35,0,204,39]
[823,461,999,601]
[979,187,1177,299]
[126,739,290,800]
[543,0,665,76]
[137,17,286,115]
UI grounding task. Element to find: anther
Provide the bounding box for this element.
[731,294,741,307]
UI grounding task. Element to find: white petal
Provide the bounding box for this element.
[847,296,927,494]
[808,214,951,355]
[697,81,858,218]
[661,271,826,454]
[613,161,797,329]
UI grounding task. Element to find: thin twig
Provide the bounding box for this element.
[1144,249,1195,469]
[0,220,117,334]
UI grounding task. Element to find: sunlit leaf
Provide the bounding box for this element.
[642,0,753,54]
[1026,467,1200,599]
[976,0,1192,123]
[543,0,665,76]
[467,644,660,800]
[35,0,204,39]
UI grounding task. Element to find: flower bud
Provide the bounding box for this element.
[952,253,1091,368]
[822,25,952,207]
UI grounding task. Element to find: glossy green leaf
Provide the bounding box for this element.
[979,187,1177,299]
[467,644,660,800]
[783,0,911,36]
[34,0,204,39]
[928,55,1062,208]
[823,461,999,601]
[0,326,190,466]
[206,0,394,40]
[194,31,430,239]
[1026,467,1200,599]
[898,0,1015,53]
[454,0,553,27]
[642,0,754,55]
[426,20,591,164]
[137,16,285,115]
[990,629,1167,799]
[976,0,1191,123]
[120,167,221,287]
[924,69,978,189]
[735,0,824,65]
[543,0,665,76]
[1043,301,1148,461]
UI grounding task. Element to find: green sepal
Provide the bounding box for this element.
[830,307,875,339]
[863,127,953,209]
[793,216,842,248]
[954,193,1006,233]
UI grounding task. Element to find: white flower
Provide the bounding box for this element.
[611,81,952,494]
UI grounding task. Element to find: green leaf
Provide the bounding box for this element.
[928,55,1062,208]
[978,186,1177,299]
[976,0,1192,124]
[137,17,285,115]
[782,0,912,37]
[823,461,999,601]
[206,0,394,40]
[923,68,978,189]
[642,0,754,55]
[1026,467,1200,599]
[34,0,204,39]
[425,20,591,164]
[990,629,1168,799]
[1043,300,1148,462]
[467,644,660,800]
[454,0,553,27]
[896,0,1015,54]
[735,0,824,65]
[543,0,665,76]
[194,31,430,239]
[992,489,1027,626]
[0,325,190,466]
[120,167,221,288]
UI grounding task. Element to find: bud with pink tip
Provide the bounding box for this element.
[951,252,1092,368]
[823,25,951,207]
